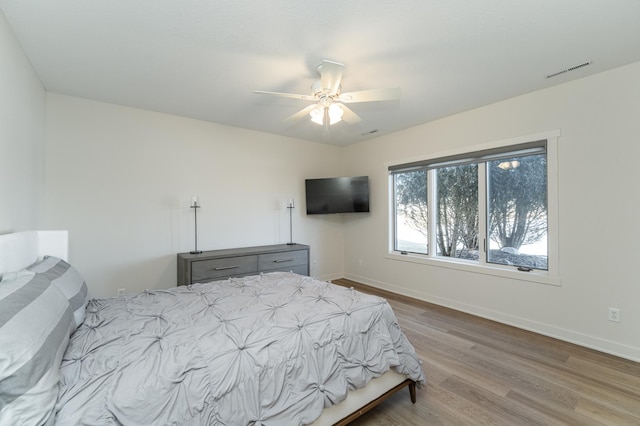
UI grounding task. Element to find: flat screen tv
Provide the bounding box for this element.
[305,176,370,215]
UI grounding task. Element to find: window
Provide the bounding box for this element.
[436,163,478,259]
[394,169,428,254]
[389,132,558,283]
[487,153,547,270]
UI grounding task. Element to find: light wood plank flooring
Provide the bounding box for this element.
[331,278,640,426]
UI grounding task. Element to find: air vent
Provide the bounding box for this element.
[545,61,592,79]
[361,129,379,136]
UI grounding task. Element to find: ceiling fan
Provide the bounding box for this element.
[254,60,401,132]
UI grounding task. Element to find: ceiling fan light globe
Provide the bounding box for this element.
[309,104,343,125]
[310,106,324,125]
[328,103,343,124]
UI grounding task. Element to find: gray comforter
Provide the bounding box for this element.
[55,272,425,425]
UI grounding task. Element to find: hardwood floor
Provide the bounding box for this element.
[331,278,640,426]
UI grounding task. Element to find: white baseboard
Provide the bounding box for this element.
[344,273,640,363]
[311,272,343,282]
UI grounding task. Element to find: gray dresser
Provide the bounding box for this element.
[177,244,310,285]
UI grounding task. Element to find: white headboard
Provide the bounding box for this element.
[0,230,69,276]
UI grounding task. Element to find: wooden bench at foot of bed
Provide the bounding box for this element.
[334,379,416,426]
[311,369,417,426]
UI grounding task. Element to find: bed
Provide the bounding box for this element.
[0,231,425,425]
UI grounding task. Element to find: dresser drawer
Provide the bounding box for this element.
[191,255,258,283]
[258,249,307,272]
[266,264,309,276]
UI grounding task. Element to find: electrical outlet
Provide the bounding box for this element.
[608,307,620,322]
[117,288,125,297]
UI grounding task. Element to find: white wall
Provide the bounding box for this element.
[44,94,346,298]
[341,61,640,361]
[0,11,46,233]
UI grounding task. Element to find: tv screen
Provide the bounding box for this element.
[305,176,370,215]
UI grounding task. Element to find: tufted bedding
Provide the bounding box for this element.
[54,272,425,425]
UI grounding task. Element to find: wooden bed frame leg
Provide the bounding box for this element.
[408,381,416,403]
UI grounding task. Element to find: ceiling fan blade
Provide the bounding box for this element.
[253,90,316,101]
[319,60,344,94]
[284,104,318,123]
[339,104,361,124]
[339,87,401,103]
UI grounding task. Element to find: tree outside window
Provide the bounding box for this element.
[436,164,478,258]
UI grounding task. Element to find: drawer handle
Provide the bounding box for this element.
[273,258,294,263]
[214,265,240,270]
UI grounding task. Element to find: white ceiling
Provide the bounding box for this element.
[2,1,640,146]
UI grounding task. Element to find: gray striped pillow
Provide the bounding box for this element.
[0,270,75,425]
[28,256,89,329]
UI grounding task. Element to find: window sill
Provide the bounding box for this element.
[385,251,560,286]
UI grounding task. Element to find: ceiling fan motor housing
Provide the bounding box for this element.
[311,80,341,101]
